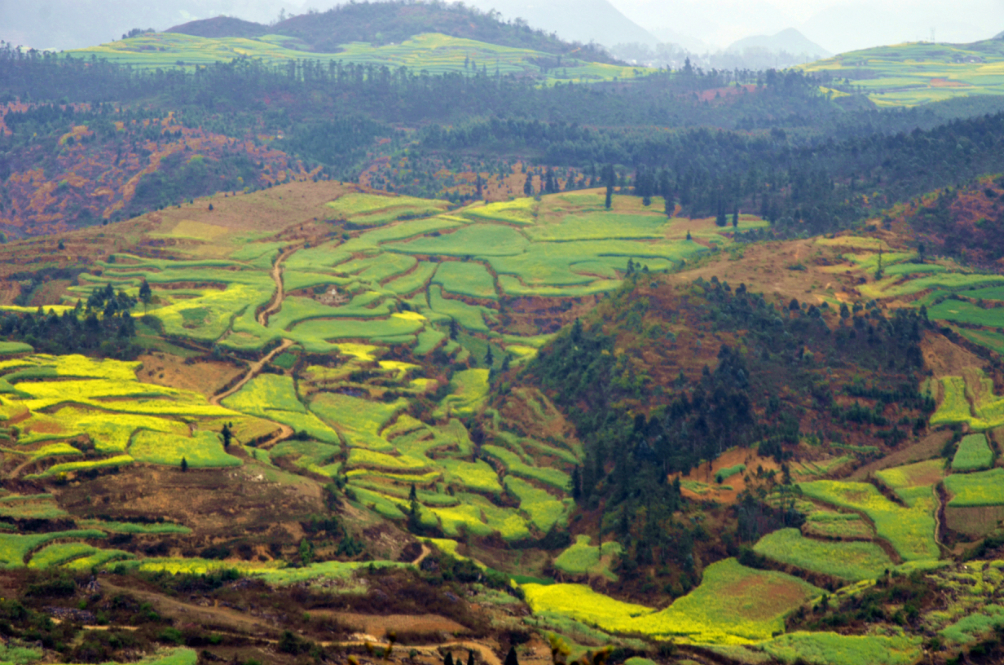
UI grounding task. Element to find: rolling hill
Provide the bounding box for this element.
[802,37,1004,106]
[727,28,831,59]
[167,0,621,63]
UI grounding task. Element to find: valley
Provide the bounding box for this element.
[5,3,1004,665]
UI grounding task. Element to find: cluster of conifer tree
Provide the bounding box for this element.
[0,284,138,358]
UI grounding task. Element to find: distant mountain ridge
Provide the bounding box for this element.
[727,28,831,58]
[167,1,621,64]
[462,0,659,48]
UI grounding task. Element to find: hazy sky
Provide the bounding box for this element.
[606,0,1004,52]
[2,0,1003,54]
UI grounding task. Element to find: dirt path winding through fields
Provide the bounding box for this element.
[210,338,295,407]
[258,246,298,327]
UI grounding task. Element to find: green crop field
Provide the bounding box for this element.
[875,459,946,491]
[504,476,569,533]
[433,261,498,300]
[944,468,1004,507]
[482,444,569,490]
[753,528,895,581]
[803,513,874,540]
[27,542,101,569]
[629,558,822,644]
[953,433,994,471]
[310,393,409,450]
[799,480,938,561]
[129,430,241,468]
[434,369,489,418]
[67,32,653,85]
[930,376,972,426]
[928,300,1004,328]
[0,530,106,568]
[760,632,922,665]
[801,39,1004,107]
[524,558,819,644]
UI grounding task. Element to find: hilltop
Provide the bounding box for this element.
[167,0,620,64]
[802,36,1004,106]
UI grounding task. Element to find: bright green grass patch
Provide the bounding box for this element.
[427,286,495,332]
[28,455,134,479]
[387,223,528,257]
[289,314,424,351]
[270,440,341,473]
[28,542,99,569]
[0,342,32,356]
[483,444,570,491]
[441,459,502,494]
[629,558,822,644]
[326,193,448,225]
[28,442,81,460]
[272,352,298,370]
[414,327,446,355]
[497,275,622,298]
[939,603,1004,645]
[0,494,67,519]
[803,514,875,540]
[521,583,653,633]
[0,530,105,568]
[799,480,939,561]
[753,528,894,581]
[488,238,705,287]
[526,212,668,241]
[350,486,408,519]
[385,261,439,295]
[760,632,921,665]
[431,503,494,537]
[874,459,946,490]
[434,369,489,418]
[457,492,530,541]
[347,448,430,471]
[952,433,994,471]
[459,198,537,225]
[433,261,498,300]
[715,464,746,484]
[928,299,1004,328]
[505,476,569,532]
[944,468,1004,507]
[223,375,341,443]
[255,560,406,585]
[229,241,287,262]
[223,374,305,414]
[553,535,620,579]
[85,521,191,535]
[64,548,134,571]
[930,376,972,427]
[310,393,409,450]
[130,431,240,468]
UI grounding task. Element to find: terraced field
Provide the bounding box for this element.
[66,31,653,85]
[801,38,1004,107]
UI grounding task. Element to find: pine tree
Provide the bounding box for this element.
[524,173,534,196]
[138,279,152,314]
[449,318,459,340]
[221,422,233,449]
[180,457,188,472]
[485,345,494,367]
[504,647,518,665]
[445,653,455,665]
[467,651,476,665]
[732,205,739,228]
